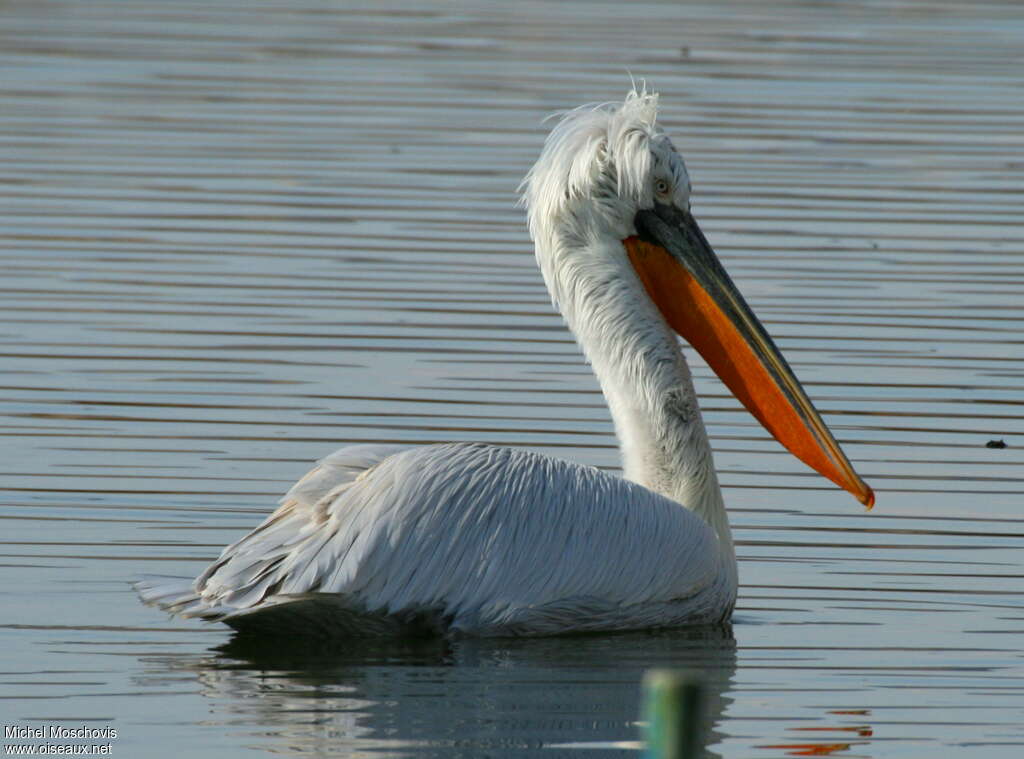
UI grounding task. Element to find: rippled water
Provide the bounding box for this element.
[2,1,1023,757]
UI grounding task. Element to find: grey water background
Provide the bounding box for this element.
[2,0,1023,756]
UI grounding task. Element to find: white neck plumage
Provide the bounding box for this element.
[539,235,735,559]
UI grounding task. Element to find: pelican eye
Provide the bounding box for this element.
[654,178,671,197]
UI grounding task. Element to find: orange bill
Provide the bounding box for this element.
[624,204,874,508]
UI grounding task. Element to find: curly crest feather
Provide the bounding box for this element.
[520,88,689,251]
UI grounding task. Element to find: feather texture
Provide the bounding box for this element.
[138,443,732,636]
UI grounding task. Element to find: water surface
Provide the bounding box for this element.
[2,1,1023,757]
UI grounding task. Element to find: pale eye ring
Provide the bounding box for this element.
[654,178,671,197]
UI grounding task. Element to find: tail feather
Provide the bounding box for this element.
[134,444,412,630]
[133,575,225,620]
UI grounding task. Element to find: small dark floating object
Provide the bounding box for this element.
[986,439,1008,449]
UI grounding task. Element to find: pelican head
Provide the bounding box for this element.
[522,88,874,508]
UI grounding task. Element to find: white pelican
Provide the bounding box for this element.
[136,89,873,637]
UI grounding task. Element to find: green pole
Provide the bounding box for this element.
[643,670,704,759]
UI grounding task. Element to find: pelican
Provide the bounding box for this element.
[136,88,873,637]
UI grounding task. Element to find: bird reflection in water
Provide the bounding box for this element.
[138,625,736,758]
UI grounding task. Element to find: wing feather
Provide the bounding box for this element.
[137,442,732,636]
[135,443,410,619]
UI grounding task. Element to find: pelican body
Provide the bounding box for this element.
[137,90,873,637]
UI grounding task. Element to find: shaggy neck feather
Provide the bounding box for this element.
[540,234,734,554]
